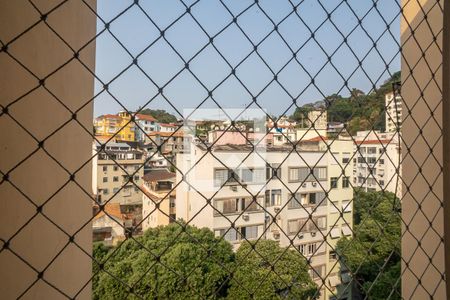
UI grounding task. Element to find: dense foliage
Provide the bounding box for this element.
[336,190,401,299]
[291,71,401,134]
[139,108,177,123]
[93,224,316,299]
[228,240,318,300]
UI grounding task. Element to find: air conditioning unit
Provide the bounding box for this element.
[312,182,317,187]
[310,231,317,237]
[230,186,238,192]
[273,206,281,213]
[297,233,304,239]
[242,213,250,221]
[302,183,307,188]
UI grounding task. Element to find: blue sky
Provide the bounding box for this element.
[93,0,401,118]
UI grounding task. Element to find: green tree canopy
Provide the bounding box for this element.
[139,108,177,123]
[93,225,317,299]
[336,190,401,300]
[93,223,234,299]
[227,240,318,300]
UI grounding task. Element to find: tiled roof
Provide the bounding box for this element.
[143,169,176,182]
[93,203,123,221]
[135,114,157,122]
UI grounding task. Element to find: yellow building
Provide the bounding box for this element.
[94,111,135,141]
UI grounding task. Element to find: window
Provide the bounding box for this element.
[342,157,350,164]
[329,250,337,261]
[241,168,253,182]
[134,165,139,170]
[241,226,258,240]
[331,177,338,189]
[380,180,385,186]
[242,198,259,212]
[214,169,228,186]
[102,189,109,195]
[214,198,239,215]
[311,265,325,280]
[113,176,119,182]
[266,164,281,179]
[265,189,282,207]
[288,219,307,235]
[241,168,265,183]
[102,177,108,183]
[134,175,140,181]
[297,242,318,256]
[380,159,385,165]
[288,193,305,209]
[288,167,326,182]
[102,166,107,171]
[342,176,350,188]
[342,200,352,213]
[215,228,238,242]
[113,188,119,193]
[134,186,139,192]
[113,166,118,171]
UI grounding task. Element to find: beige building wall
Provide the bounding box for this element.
[401,0,446,298]
[0,0,96,299]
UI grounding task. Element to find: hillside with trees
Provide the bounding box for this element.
[139,108,177,123]
[291,71,401,135]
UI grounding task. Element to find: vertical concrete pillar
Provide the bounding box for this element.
[401,0,446,299]
[0,1,96,299]
[442,0,450,297]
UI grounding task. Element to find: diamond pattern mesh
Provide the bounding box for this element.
[0,0,446,299]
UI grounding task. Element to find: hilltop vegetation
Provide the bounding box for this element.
[291,71,401,135]
[139,108,177,123]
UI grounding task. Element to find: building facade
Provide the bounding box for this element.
[176,140,354,299]
[385,90,403,133]
[95,142,145,205]
[142,169,176,231]
[135,113,159,142]
[353,131,402,198]
[94,111,136,141]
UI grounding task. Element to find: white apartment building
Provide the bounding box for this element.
[385,91,403,133]
[135,113,159,142]
[353,131,402,198]
[176,139,354,300]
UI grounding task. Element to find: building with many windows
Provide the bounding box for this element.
[353,131,402,198]
[94,141,145,206]
[134,113,159,142]
[385,88,402,133]
[176,139,354,300]
[94,111,136,141]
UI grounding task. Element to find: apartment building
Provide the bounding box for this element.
[307,110,328,130]
[135,113,159,142]
[176,139,354,299]
[353,131,402,198]
[94,111,136,142]
[208,130,274,146]
[159,123,178,132]
[385,89,402,133]
[142,169,176,231]
[95,141,145,206]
